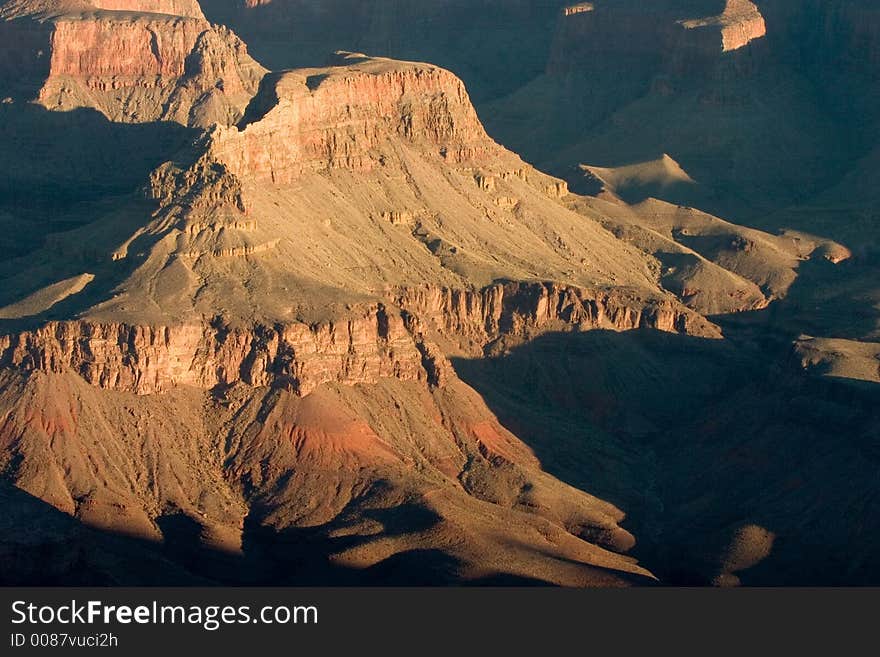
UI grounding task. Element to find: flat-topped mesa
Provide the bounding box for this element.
[0,0,267,127]
[208,53,501,183]
[396,282,719,346]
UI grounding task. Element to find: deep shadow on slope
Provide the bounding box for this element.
[451,319,880,585]
[720,253,880,342]
[0,482,459,585]
[0,484,613,586]
[198,0,568,105]
[0,103,199,328]
[0,102,195,264]
[0,483,217,586]
[477,4,873,232]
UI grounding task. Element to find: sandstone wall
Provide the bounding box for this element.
[47,16,208,80]
[0,283,717,396]
[212,58,497,182]
[1,2,266,126]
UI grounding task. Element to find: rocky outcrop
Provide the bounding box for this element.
[0,306,426,396]
[147,149,247,213]
[548,0,766,76]
[211,53,498,183]
[46,16,210,80]
[0,282,718,396]
[0,0,267,127]
[89,0,206,19]
[678,0,766,54]
[396,282,718,346]
[562,3,593,18]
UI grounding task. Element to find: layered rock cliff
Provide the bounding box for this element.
[211,53,499,183]
[0,0,266,127]
[396,281,716,346]
[761,0,880,76]
[0,281,716,397]
[0,308,425,396]
[679,0,766,54]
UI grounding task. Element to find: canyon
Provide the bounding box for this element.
[0,0,878,586]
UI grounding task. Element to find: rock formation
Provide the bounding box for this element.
[214,53,498,182]
[0,4,725,586]
[678,0,766,54]
[1,0,878,588]
[479,0,873,233]
[548,0,766,75]
[0,0,266,127]
[0,281,715,399]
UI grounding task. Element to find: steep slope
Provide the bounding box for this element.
[0,369,655,585]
